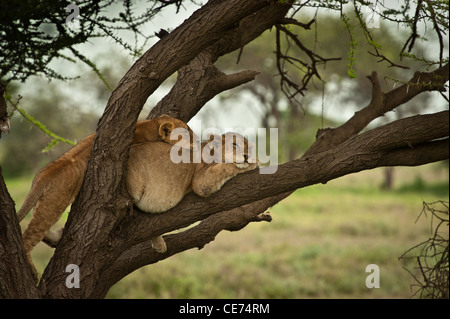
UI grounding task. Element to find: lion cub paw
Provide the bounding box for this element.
[151,236,167,253]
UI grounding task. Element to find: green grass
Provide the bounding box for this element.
[5,163,449,298]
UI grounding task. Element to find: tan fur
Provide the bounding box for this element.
[126,132,259,253]
[19,115,197,280]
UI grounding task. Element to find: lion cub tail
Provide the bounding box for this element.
[17,183,43,222]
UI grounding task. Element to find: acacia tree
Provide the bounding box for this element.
[0,0,449,298]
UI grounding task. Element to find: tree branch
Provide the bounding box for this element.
[279,17,315,30]
[378,138,449,167]
[304,63,449,156]
[94,207,272,297]
[274,24,341,101]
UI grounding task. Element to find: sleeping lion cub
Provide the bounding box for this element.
[19,115,197,279]
[127,132,259,253]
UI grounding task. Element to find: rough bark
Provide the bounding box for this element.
[0,85,38,298]
[0,167,39,298]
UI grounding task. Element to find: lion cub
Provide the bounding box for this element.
[126,132,259,253]
[18,115,197,278]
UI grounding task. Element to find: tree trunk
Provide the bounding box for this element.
[0,166,39,298]
[382,167,395,190]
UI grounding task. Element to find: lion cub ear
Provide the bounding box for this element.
[159,121,175,140]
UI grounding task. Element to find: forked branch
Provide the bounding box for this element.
[274,24,341,102]
[304,63,449,156]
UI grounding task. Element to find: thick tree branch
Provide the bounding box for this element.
[378,138,449,167]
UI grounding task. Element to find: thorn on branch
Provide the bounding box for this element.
[155,29,169,39]
[236,46,244,64]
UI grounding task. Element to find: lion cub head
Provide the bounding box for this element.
[205,132,258,168]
